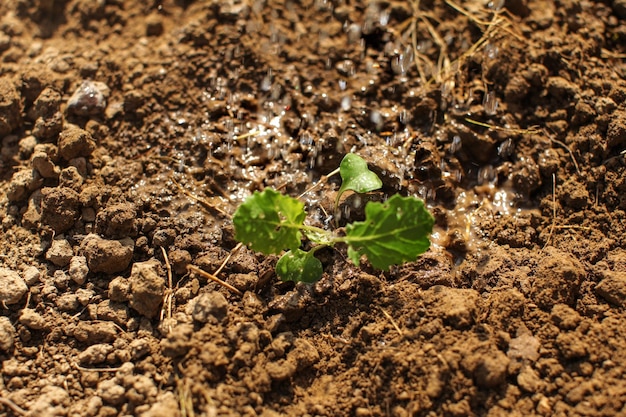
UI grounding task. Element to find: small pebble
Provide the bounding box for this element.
[191,291,228,323]
[67,80,109,116]
[0,267,28,305]
[69,255,89,285]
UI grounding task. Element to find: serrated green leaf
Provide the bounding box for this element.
[276,249,324,283]
[233,188,306,254]
[336,153,383,205]
[344,195,434,270]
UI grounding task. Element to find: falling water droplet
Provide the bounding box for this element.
[450,135,462,153]
[487,0,505,11]
[483,91,498,115]
[498,138,514,158]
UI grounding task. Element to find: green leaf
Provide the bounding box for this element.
[344,195,434,270]
[276,249,324,283]
[336,153,383,206]
[233,188,306,254]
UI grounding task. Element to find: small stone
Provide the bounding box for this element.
[58,124,96,160]
[67,80,109,116]
[0,267,28,305]
[0,316,16,352]
[108,277,129,302]
[69,255,89,285]
[507,332,541,362]
[191,291,228,323]
[73,321,118,344]
[22,266,41,286]
[56,293,80,311]
[596,271,626,307]
[46,238,74,267]
[7,169,42,202]
[128,259,165,318]
[80,234,134,274]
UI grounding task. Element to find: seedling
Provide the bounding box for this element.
[232,154,434,283]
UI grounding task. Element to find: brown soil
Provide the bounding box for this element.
[1,0,626,416]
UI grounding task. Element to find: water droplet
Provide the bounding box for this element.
[450,135,462,153]
[341,96,352,111]
[498,138,514,158]
[477,165,495,185]
[347,23,361,44]
[485,43,499,60]
[487,0,505,11]
[370,109,383,130]
[483,91,498,115]
[391,54,407,76]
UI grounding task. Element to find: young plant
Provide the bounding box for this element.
[232,154,434,283]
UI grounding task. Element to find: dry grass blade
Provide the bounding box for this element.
[187,265,243,297]
[170,175,230,217]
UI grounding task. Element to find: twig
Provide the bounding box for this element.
[160,247,175,332]
[380,307,404,337]
[170,175,230,217]
[187,265,243,296]
[214,243,242,277]
[74,363,122,372]
[542,173,557,251]
[0,397,27,416]
[550,137,580,175]
[464,118,541,135]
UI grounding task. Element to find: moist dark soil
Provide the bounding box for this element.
[1,0,626,416]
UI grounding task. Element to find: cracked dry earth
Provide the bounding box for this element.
[1,0,626,416]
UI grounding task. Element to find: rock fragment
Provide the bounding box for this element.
[69,255,89,285]
[596,271,626,307]
[81,234,134,274]
[128,259,165,318]
[0,267,28,305]
[46,238,74,267]
[67,80,109,116]
[191,291,228,323]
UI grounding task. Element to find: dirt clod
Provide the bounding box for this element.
[57,124,96,161]
[1,2,626,416]
[0,316,16,352]
[191,291,228,323]
[0,267,28,305]
[128,259,165,318]
[81,234,134,274]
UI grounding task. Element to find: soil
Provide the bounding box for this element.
[1,0,626,416]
